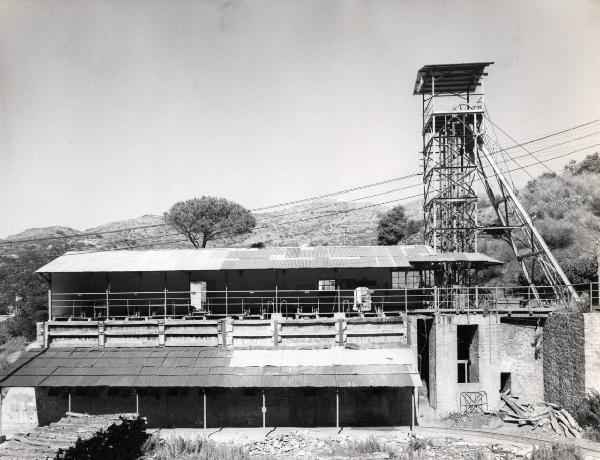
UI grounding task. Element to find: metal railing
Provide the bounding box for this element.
[48,282,599,320]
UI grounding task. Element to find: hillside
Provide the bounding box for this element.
[0,199,409,257]
[1,153,598,287]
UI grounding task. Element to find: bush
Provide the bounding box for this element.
[408,436,433,452]
[538,219,576,250]
[530,444,582,460]
[575,390,600,442]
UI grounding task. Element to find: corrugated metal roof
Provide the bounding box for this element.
[0,347,420,389]
[36,245,501,273]
[413,62,493,95]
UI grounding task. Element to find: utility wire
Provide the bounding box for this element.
[4,120,599,251]
[483,132,596,239]
[249,173,420,212]
[66,144,600,254]
[0,173,421,245]
[487,115,596,207]
[9,140,599,256]
[4,119,598,246]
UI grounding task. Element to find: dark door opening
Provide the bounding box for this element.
[500,372,512,393]
[457,324,479,383]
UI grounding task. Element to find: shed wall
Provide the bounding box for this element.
[33,387,412,428]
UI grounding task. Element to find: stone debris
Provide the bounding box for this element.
[245,430,533,459]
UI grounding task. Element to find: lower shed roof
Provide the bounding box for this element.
[0,347,420,389]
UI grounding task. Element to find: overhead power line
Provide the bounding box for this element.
[68,144,600,254]
[249,172,420,212]
[487,116,596,207]
[3,118,599,250]
[484,118,596,239]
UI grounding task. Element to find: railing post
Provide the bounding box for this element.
[225,286,229,318]
[591,282,594,313]
[404,287,408,315]
[164,288,167,319]
[475,285,479,310]
[106,288,110,319]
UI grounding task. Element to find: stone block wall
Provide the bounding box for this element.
[429,314,543,416]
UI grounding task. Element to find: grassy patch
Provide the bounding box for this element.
[142,436,257,460]
[575,390,600,442]
[0,335,28,370]
[530,444,583,460]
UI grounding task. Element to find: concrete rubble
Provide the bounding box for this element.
[245,430,534,459]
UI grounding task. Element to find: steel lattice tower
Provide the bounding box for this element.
[414,62,579,305]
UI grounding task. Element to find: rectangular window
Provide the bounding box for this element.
[392,271,421,289]
[318,280,336,291]
[457,324,479,383]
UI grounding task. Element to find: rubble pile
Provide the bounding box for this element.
[0,412,147,460]
[500,392,583,438]
[246,431,532,459]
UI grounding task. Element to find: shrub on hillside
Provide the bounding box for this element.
[575,390,600,442]
[531,444,582,460]
[538,219,576,250]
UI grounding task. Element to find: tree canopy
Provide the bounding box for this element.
[164,196,256,248]
[376,205,422,246]
[0,244,68,340]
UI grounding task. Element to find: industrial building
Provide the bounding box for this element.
[1,62,599,436]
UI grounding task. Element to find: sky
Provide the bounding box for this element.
[0,0,599,238]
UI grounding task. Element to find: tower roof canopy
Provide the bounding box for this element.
[413,62,493,95]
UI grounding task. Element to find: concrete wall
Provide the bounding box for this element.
[41,317,408,349]
[430,314,543,415]
[33,387,413,428]
[1,387,39,436]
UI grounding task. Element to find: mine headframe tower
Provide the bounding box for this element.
[414,62,579,306]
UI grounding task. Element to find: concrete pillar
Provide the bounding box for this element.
[158,320,165,347]
[203,390,207,430]
[336,390,339,428]
[98,322,105,348]
[262,390,266,428]
[36,323,45,348]
[272,318,279,347]
[219,318,233,348]
[48,288,52,321]
[410,390,415,431]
